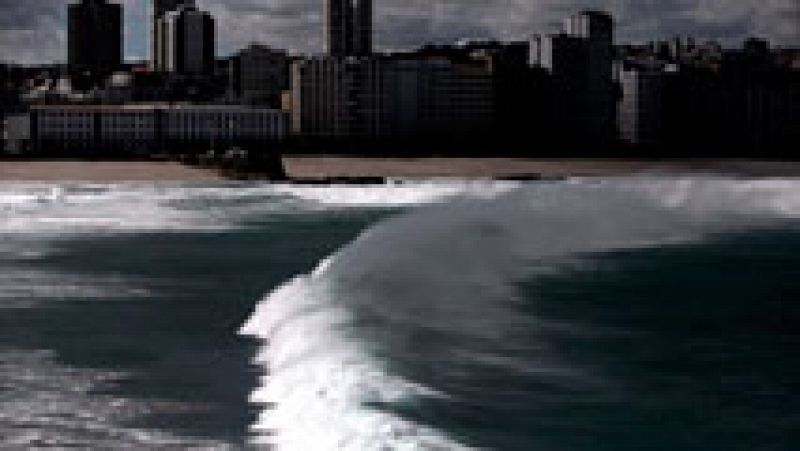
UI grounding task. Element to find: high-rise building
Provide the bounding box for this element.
[532,10,616,148]
[617,62,675,147]
[290,54,494,141]
[418,40,533,139]
[151,0,195,71]
[153,0,186,18]
[156,4,215,75]
[323,0,372,57]
[566,10,615,144]
[289,57,380,138]
[68,0,123,74]
[564,10,613,43]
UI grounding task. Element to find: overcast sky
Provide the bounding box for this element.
[1,0,798,65]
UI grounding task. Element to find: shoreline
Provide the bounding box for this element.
[0,158,799,182]
[282,157,800,179]
[0,160,225,182]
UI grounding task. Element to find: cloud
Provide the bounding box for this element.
[0,0,145,65]
[1,0,798,65]
[0,0,62,64]
[200,0,800,55]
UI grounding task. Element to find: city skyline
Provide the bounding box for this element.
[0,0,797,65]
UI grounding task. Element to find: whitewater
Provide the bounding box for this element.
[240,177,800,450]
[0,176,797,450]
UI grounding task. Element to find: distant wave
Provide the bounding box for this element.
[241,177,799,450]
[0,181,517,235]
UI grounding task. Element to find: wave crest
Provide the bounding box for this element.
[243,177,799,450]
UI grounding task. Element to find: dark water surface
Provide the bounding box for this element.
[386,230,800,451]
[0,203,384,447]
[1,179,797,450]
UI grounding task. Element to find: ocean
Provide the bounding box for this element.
[0,177,797,450]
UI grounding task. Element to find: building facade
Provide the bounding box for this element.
[228,45,290,107]
[617,62,674,147]
[568,11,615,144]
[157,4,215,75]
[2,114,31,154]
[324,0,372,57]
[614,38,799,155]
[151,0,191,71]
[290,57,380,138]
[290,55,494,143]
[68,0,123,75]
[30,104,287,155]
[532,10,616,148]
[162,105,288,151]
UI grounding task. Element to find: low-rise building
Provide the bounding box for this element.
[3,113,31,154]
[162,104,289,152]
[30,104,287,155]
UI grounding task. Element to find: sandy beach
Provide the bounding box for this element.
[0,158,798,181]
[0,161,224,181]
[283,157,800,179]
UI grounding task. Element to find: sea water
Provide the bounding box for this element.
[0,177,797,450]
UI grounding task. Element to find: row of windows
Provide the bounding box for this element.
[39,119,93,126]
[165,126,277,132]
[40,130,283,138]
[41,123,283,132]
[39,111,283,120]
[166,117,283,129]
[101,126,154,130]
[40,123,92,128]
[39,134,285,143]
[39,112,92,119]
[40,133,92,140]
[41,119,282,126]
[102,120,154,126]
[165,113,281,121]
[42,123,172,128]
[40,118,152,127]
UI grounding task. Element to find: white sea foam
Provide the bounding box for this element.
[0,181,516,235]
[0,349,234,449]
[0,269,155,307]
[605,177,800,217]
[241,177,800,450]
[242,274,465,450]
[268,179,519,207]
[0,183,226,234]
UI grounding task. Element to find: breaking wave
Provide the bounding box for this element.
[241,177,800,450]
[0,181,518,235]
